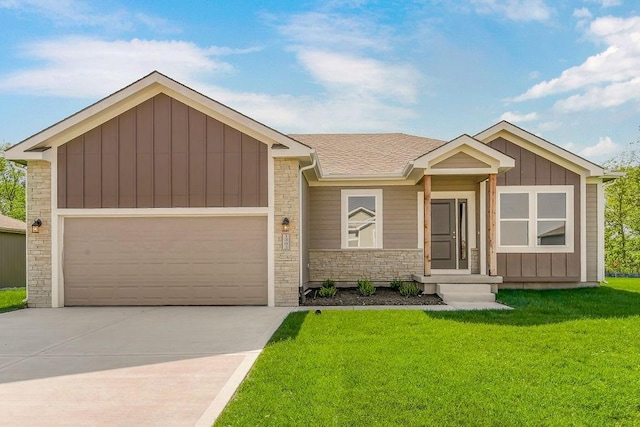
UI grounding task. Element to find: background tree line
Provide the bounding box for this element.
[604,132,640,275]
[0,143,25,221]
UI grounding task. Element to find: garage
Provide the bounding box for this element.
[63,216,267,306]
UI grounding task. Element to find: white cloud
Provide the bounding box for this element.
[499,111,538,122]
[296,50,419,103]
[0,0,178,32]
[554,76,640,112]
[276,11,421,106]
[512,15,640,112]
[0,36,416,133]
[578,136,620,161]
[278,12,391,52]
[471,0,552,22]
[537,121,562,131]
[585,0,621,8]
[0,37,236,98]
[573,7,592,19]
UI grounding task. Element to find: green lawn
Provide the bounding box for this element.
[216,278,640,426]
[0,288,26,313]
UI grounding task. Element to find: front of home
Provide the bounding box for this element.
[5,72,617,308]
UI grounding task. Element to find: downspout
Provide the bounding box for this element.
[299,154,317,301]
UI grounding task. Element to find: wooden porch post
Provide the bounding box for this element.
[488,173,498,276]
[424,175,431,276]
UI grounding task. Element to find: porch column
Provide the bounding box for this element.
[423,175,431,276]
[488,173,498,276]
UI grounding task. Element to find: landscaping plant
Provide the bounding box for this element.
[357,279,375,296]
[399,282,421,297]
[389,277,403,290]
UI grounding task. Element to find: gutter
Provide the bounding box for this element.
[299,154,317,298]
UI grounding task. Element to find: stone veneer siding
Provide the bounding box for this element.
[27,161,52,307]
[274,158,300,306]
[309,249,423,283]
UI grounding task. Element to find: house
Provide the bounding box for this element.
[5,71,618,308]
[0,214,26,288]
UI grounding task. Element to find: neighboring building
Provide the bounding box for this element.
[5,72,618,307]
[0,214,26,288]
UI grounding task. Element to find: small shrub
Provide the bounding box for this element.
[399,283,421,297]
[322,278,336,288]
[357,279,376,296]
[390,277,403,290]
[318,286,337,298]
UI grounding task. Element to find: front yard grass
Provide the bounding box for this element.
[216,278,640,426]
[0,288,26,313]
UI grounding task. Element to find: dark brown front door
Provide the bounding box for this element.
[431,199,456,269]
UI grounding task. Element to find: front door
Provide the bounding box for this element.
[431,199,456,269]
[431,198,470,270]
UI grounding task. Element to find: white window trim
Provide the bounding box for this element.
[341,189,383,249]
[497,185,574,253]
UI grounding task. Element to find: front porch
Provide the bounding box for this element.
[414,135,516,301]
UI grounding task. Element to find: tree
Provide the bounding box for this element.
[604,135,640,275]
[0,143,26,221]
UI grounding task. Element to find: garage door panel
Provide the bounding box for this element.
[63,216,267,306]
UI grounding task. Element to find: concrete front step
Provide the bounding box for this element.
[437,283,492,294]
[436,283,496,303]
[438,292,496,303]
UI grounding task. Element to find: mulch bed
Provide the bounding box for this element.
[302,287,445,306]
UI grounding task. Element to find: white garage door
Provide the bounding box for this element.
[63,216,267,306]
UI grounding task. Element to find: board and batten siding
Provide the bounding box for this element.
[488,137,581,282]
[57,93,268,209]
[586,184,598,282]
[308,185,421,250]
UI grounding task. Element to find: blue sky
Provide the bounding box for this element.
[0,0,638,164]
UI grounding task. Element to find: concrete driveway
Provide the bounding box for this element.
[0,306,292,426]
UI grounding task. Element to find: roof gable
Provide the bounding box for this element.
[474,121,605,177]
[6,71,312,161]
[413,134,515,174]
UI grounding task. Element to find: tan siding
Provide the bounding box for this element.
[56,93,268,209]
[309,187,341,249]
[384,185,420,249]
[489,137,581,282]
[432,152,489,169]
[586,184,598,281]
[308,185,420,250]
[432,176,477,192]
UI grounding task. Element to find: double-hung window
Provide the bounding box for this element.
[497,185,573,253]
[341,189,383,249]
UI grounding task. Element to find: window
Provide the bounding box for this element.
[497,186,573,253]
[341,189,383,249]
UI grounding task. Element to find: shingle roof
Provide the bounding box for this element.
[0,214,26,233]
[288,133,447,176]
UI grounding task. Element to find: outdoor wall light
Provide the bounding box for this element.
[282,217,290,232]
[31,219,42,234]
